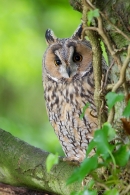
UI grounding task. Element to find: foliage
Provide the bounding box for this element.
[46,153,59,172]
[67,123,129,194]
[105,92,124,111]
[45,91,130,194]
[87,9,99,26]
[66,92,130,194]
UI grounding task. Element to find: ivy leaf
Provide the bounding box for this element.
[114,145,130,166]
[123,99,130,117]
[105,92,124,111]
[103,188,119,195]
[86,139,96,156]
[46,153,59,173]
[87,123,114,159]
[80,103,90,119]
[93,128,114,159]
[67,155,98,185]
[102,122,116,141]
[79,155,98,178]
[87,9,99,26]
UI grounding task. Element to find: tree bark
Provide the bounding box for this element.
[70,0,130,122]
[70,0,130,49]
[0,129,81,195]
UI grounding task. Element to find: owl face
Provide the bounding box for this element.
[43,25,93,82]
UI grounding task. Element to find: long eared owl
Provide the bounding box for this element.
[43,25,108,162]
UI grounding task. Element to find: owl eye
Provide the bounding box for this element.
[54,59,62,66]
[73,53,82,62]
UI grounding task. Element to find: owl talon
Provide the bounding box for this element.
[63,157,80,165]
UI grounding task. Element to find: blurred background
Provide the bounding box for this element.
[0,0,81,156]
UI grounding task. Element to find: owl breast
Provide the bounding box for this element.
[44,72,98,162]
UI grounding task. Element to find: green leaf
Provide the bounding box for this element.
[123,99,130,117]
[93,128,114,158]
[80,103,90,119]
[67,155,98,185]
[86,139,96,156]
[87,9,99,26]
[87,123,114,159]
[102,122,116,141]
[114,145,129,166]
[46,153,59,173]
[103,188,119,195]
[105,92,124,111]
[79,155,98,178]
[93,132,109,157]
[100,41,109,65]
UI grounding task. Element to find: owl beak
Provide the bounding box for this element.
[66,66,71,77]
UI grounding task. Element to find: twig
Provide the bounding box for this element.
[107,107,115,124]
[96,16,122,69]
[82,13,122,69]
[100,12,130,42]
[106,84,115,91]
[86,0,130,42]
[94,181,110,191]
[112,45,130,92]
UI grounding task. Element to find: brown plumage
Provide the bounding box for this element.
[42,25,108,162]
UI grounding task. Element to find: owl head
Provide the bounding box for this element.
[43,25,92,82]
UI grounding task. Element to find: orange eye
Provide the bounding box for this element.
[73,53,82,62]
[54,59,62,66]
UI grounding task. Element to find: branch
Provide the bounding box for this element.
[82,0,108,128]
[0,128,82,195]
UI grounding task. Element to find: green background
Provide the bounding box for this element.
[0,0,81,156]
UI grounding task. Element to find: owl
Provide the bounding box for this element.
[43,25,108,162]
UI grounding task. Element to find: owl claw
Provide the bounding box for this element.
[63,157,81,165]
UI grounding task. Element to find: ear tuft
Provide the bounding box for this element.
[72,24,83,40]
[45,29,57,45]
